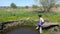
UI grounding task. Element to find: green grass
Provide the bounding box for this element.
[43,12,60,22]
[0,9,60,23]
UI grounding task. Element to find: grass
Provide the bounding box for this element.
[0,9,38,23]
[43,12,60,22]
[0,9,60,23]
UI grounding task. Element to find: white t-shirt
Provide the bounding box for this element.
[39,17,44,22]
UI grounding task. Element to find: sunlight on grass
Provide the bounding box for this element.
[0,9,60,23]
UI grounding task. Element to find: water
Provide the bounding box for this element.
[8,28,39,34]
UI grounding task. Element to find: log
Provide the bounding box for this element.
[42,22,59,27]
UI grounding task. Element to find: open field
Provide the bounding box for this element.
[0,9,60,23]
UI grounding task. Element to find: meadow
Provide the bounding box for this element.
[0,9,60,23]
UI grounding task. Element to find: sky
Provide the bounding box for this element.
[0,0,60,6]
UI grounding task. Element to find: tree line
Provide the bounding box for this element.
[10,0,60,12]
[0,0,60,12]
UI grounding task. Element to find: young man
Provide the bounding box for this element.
[36,14,44,34]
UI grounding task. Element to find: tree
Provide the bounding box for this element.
[35,0,58,12]
[55,4,60,8]
[32,4,39,9]
[25,6,29,9]
[10,3,17,8]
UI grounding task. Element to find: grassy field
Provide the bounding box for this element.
[0,9,60,34]
[0,9,60,23]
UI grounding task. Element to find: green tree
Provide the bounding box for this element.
[25,6,29,9]
[35,0,58,12]
[10,3,17,8]
[32,4,39,9]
